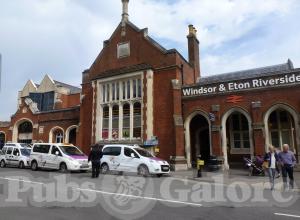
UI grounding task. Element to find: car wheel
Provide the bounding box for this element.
[59,163,68,173]
[138,165,149,177]
[31,161,38,171]
[19,161,25,169]
[101,163,109,174]
[0,160,6,168]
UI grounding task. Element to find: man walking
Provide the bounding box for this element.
[278,144,296,190]
[88,144,103,178]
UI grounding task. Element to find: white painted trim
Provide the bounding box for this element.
[184,110,212,168]
[91,81,96,143]
[146,70,154,140]
[65,125,78,143]
[12,118,34,143]
[95,71,146,83]
[221,108,254,170]
[48,126,64,143]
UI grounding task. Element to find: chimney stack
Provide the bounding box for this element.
[122,0,129,23]
[187,24,200,80]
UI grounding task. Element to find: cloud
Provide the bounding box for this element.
[0,0,299,120]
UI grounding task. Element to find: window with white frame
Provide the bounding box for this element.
[99,76,143,141]
[227,113,250,149]
[55,131,64,143]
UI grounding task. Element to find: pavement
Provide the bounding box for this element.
[171,168,300,187]
[0,167,299,220]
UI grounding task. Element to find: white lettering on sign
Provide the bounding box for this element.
[182,73,300,97]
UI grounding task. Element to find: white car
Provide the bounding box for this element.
[100,145,170,177]
[0,143,31,169]
[29,143,90,172]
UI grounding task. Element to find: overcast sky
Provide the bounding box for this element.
[0,0,300,121]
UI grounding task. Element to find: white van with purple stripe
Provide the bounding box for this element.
[30,143,90,172]
[101,144,170,177]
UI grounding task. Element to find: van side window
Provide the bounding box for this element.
[13,148,20,156]
[2,147,7,154]
[6,147,13,155]
[33,145,51,154]
[103,147,121,156]
[124,148,139,158]
[51,146,62,156]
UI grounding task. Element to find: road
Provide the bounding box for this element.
[0,167,299,220]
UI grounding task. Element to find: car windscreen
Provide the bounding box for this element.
[20,149,31,156]
[59,146,84,156]
[134,148,153,158]
[20,144,30,148]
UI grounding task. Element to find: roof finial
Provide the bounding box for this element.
[122,0,129,23]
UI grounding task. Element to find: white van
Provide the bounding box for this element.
[29,143,90,172]
[100,145,170,177]
[0,143,31,169]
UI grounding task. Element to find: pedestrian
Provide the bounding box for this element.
[264,146,279,190]
[88,144,103,178]
[278,144,296,190]
[274,146,281,178]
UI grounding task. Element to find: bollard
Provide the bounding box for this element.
[197,155,205,178]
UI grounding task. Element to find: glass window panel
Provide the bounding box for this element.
[234,141,241,148]
[137,79,142,98]
[269,111,278,129]
[102,106,109,139]
[102,85,106,102]
[281,130,291,147]
[122,82,126,100]
[271,131,280,148]
[127,81,130,99]
[107,84,110,102]
[116,83,120,100]
[232,114,240,130]
[112,83,115,101]
[133,79,137,98]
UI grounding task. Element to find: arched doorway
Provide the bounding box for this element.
[226,112,251,167]
[0,132,5,148]
[18,121,33,144]
[221,108,254,169]
[65,125,78,145]
[186,113,211,167]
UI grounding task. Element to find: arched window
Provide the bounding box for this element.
[18,121,33,133]
[112,105,119,139]
[0,132,5,148]
[102,106,109,139]
[123,103,130,138]
[133,102,142,138]
[55,131,64,143]
[18,121,33,144]
[227,112,250,149]
[269,109,295,149]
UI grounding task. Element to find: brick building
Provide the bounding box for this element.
[78,0,198,170]
[0,75,81,147]
[78,0,300,170]
[1,0,299,170]
[181,61,300,169]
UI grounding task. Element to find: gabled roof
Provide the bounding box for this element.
[54,80,81,94]
[196,60,294,85]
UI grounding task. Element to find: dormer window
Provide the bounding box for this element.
[117,42,130,58]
